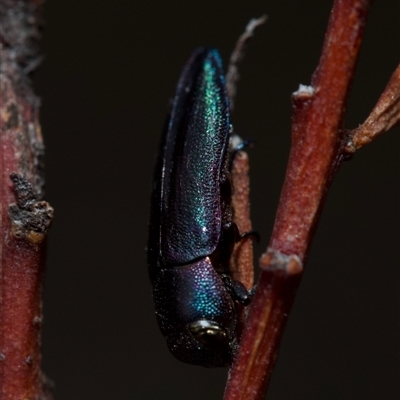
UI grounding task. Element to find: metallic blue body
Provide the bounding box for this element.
[148,48,241,367]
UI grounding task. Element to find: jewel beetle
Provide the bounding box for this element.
[147,48,251,367]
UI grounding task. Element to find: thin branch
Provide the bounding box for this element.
[226,15,268,111]
[230,151,254,291]
[346,63,400,152]
[224,1,373,399]
[226,17,267,290]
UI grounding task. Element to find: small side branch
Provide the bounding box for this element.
[230,151,254,291]
[226,15,268,111]
[346,64,400,152]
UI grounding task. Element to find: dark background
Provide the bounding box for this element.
[33,1,399,399]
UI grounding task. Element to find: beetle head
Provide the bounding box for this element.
[164,319,237,367]
[153,259,238,367]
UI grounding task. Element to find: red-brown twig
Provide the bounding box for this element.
[224,1,376,399]
[230,151,254,291]
[0,1,53,399]
[346,63,400,152]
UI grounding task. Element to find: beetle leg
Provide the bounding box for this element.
[237,229,260,243]
[210,221,238,274]
[230,222,260,244]
[221,274,253,306]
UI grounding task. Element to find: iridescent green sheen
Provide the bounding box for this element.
[147,48,241,367]
[159,49,230,265]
